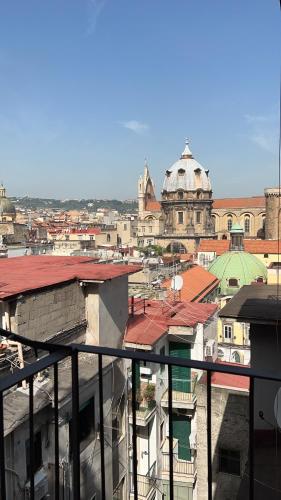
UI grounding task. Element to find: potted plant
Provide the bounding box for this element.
[143,383,155,408]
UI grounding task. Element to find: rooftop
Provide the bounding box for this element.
[125,299,217,346]
[198,239,281,255]
[162,265,220,302]
[219,284,281,324]
[0,256,141,300]
[213,196,265,209]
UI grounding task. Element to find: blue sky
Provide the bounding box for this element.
[0,0,280,199]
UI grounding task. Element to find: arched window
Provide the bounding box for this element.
[244,215,250,234]
[211,215,216,231]
[178,168,185,175]
[218,349,224,359]
[256,276,264,283]
[232,351,241,363]
[228,278,239,287]
[227,216,232,231]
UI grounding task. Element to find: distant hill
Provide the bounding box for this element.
[11,197,138,213]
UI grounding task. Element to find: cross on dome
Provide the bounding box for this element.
[181,138,193,159]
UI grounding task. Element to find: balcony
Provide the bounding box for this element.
[161,374,197,409]
[130,463,156,499]
[129,382,156,426]
[161,439,196,483]
[0,326,277,499]
[129,399,156,427]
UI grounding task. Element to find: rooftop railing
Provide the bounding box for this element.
[0,326,279,499]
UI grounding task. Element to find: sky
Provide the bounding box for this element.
[0,0,280,200]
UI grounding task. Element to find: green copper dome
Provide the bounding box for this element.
[208,251,267,296]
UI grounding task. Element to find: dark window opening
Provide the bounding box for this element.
[160,346,165,372]
[219,448,240,476]
[228,278,238,287]
[69,397,95,455]
[178,211,183,224]
[26,431,42,479]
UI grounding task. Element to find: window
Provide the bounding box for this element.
[149,226,152,233]
[196,211,201,224]
[178,211,183,224]
[178,191,184,200]
[178,168,185,175]
[69,397,95,454]
[232,351,241,363]
[256,276,264,283]
[160,420,165,444]
[160,346,165,372]
[107,234,111,242]
[244,216,250,233]
[219,448,240,476]
[264,253,268,258]
[217,349,224,359]
[89,235,93,240]
[228,278,238,287]
[227,216,232,231]
[112,397,124,444]
[26,431,42,479]
[65,234,69,241]
[224,324,232,340]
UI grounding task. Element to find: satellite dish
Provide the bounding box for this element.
[171,275,183,291]
[274,388,281,429]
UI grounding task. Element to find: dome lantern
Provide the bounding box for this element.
[230,223,244,251]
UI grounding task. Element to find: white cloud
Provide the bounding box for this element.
[244,112,278,154]
[86,0,107,36]
[121,120,149,134]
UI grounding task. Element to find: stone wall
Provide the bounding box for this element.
[265,187,281,240]
[196,381,249,500]
[10,281,85,341]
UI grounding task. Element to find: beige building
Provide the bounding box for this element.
[137,141,215,253]
[211,196,266,239]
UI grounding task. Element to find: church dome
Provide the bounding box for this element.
[0,185,16,217]
[162,140,211,193]
[208,251,267,296]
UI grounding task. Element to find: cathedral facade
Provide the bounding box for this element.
[137,140,269,252]
[137,141,215,252]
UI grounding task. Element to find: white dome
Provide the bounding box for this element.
[162,141,211,193]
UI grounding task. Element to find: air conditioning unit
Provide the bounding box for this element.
[25,469,49,500]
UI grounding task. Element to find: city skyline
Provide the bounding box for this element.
[0,0,279,199]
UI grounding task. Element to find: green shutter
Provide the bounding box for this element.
[169,342,191,393]
[172,414,191,460]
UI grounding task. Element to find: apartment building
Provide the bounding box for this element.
[124,298,218,499]
[0,255,140,499]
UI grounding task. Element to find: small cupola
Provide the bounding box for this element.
[180,139,193,160]
[230,223,244,251]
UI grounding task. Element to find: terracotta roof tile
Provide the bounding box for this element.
[197,240,230,255]
[125,299,217,346]
[213,196,265,209]
[162,265,220,302]
[145,200,161,212]
[0,256,141,299]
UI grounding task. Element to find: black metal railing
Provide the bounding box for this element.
[0,327,280,499]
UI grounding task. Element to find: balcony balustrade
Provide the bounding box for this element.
[0,325,276,499]
[161,374,198,409]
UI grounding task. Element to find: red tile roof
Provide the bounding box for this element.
[145,200,161,212]
[201,362,249,390]
[125,300,217,346]
[162,265,220,302]
[197,240,230,255]
[211,371,249,391]
[213,196,265,209]
[198,239,281,255]
[244,240,281,254]
[0,256,141,300]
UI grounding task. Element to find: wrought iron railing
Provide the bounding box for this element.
[0,326,279,499]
